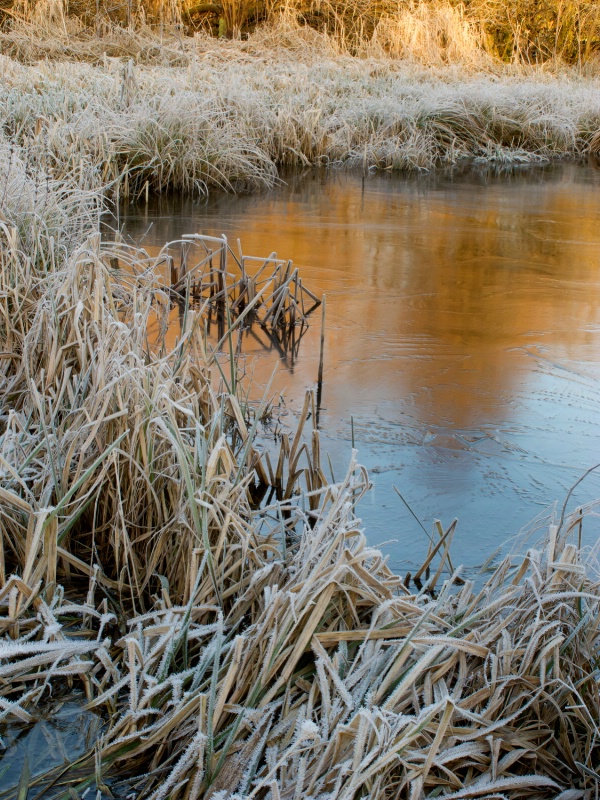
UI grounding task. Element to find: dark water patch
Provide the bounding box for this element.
[0,698,104,799]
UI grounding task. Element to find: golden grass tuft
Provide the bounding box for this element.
[3,0,598,65]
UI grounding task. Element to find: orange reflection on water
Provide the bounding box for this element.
[117,162,600,571]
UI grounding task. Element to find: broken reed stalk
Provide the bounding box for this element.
[169,234,321,334]
[2,95,600,800]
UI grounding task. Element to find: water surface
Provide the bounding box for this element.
[116,162,600,577]
[0,699,103,797]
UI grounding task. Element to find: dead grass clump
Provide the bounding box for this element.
[1,0,599,68]
[0,53,279,196]
[371,4,490,67]
[1,46,600,197]
[91,505,600,798]
[0,138,326,618]
[0,16,196,64]
[264,1,492,67]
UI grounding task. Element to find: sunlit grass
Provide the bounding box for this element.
[2,0,598,64]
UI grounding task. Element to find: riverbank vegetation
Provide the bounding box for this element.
[1,30,600,201]
[0,0,599,194]
[2,3,600,798]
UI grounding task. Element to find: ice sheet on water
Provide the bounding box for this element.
[0,697,103,795]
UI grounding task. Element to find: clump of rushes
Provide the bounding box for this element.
[2,105,600,800]
[0,42,600,201]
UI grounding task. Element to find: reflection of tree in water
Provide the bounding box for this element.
[120,163,600,430]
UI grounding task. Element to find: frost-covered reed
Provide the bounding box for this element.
[2,101,600,799]
[1,31,600,200]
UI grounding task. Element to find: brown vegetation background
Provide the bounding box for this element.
[0,0,598,65]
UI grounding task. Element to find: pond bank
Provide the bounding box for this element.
[1,33,600,201]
